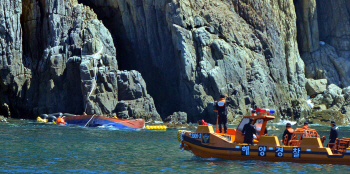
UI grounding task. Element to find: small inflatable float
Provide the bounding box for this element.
[177,108,350,165]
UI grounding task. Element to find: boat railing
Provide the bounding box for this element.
[328,138,350,154]
[286,128,320,146]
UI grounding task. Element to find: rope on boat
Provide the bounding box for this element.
[84,114,95,127]
[82,46,104,113]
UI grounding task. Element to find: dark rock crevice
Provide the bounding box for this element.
[77,0,182,118]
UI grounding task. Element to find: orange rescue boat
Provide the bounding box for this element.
[177,108,350,165]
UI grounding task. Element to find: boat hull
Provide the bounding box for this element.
[63,115,145,129]
[182,135,350,165]
[179,125,350,165]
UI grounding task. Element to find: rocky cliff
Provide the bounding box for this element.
[0,0,349,124]
[76,0,309,123]
[0,0,161,121]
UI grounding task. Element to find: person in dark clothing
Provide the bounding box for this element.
[328,121,339,147]
[282,123,294,145]
[242,118,256,145]
[215,94,232,133]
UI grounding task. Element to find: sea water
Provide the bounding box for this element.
[1,119,350,173]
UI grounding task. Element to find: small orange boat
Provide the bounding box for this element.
[177,108,350,165]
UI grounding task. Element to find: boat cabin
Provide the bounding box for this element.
[215,108,275,144]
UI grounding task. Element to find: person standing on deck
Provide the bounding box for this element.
[282,123,294,145]
[302,121,309,129]
[242,118,256,145]
[328,121,339,147]
[215,94,232,134]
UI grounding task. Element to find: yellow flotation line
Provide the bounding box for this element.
[36,117,48,123]
[177,130,184,143]
[145,125,167,130]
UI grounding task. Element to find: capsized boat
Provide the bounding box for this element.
[63,114,145,129]
[177,108,350,165]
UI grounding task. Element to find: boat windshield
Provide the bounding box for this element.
[237,117,250,131]
[254,119,264,135]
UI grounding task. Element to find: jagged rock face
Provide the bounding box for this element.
[295,0,319,52]
[78,0,181,119]
[116,70,161,121]
[79,54,118,115]
[19,0,118,116]
[78,0,309,123]
[0,0,161,120]
[297,0,350,87]
[0,0,31,117]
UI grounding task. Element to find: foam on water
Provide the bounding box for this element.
[274,120,297,126]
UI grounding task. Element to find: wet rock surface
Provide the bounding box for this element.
[0,116,7,123]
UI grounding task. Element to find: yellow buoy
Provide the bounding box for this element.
[36,117,43,122]
[145,125,167,130]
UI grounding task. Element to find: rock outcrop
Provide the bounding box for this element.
[311,84,350,123]
[116,70,161,121]
[0,0,31,117]
[305,78,327,96]
[296,0,350,87]
[164,112,187,124]
[0,115,7,122]
[78,0,309,123]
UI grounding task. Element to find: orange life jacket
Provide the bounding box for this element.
[302,125,308,129]
[57,117,65,125]
[287,127,294,133]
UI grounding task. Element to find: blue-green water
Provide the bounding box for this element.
[1,119,350,173]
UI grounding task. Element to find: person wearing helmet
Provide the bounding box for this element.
[242,118,256,145]
[328,120,339,148]
[215,94,232,134]
[282,123,294,145]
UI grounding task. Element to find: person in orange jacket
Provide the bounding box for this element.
[302,121,309,129]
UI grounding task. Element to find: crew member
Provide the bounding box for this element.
[302,121,309,129]
[242,118,256,145]
[282,123,294,145]
[215,94,231,133]
[197,119,208,125]
[328,120,339,147]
